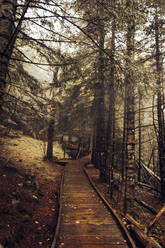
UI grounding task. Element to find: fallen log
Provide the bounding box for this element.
[135,198,157,215]
[140,162,160,181]
[129,224,162,248]
[138,182,160,193]
[125,214,144,229]
[147,205,165,233]
[124,214,162,248]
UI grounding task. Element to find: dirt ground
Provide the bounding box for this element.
[0,126,64,248]
[86,166,165,248]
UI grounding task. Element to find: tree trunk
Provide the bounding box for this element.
[91,127,96,164]
[124,0,136,214]
[76,137,82,159]
[138,92,142,182]
[106,8,116,196]
[46,69,59,161]
[94,3,106,182]
[46,119,54,160]
[121,95,127,180]
[155,3,165,201]
[0,0,17,107]
[0,0,31,109]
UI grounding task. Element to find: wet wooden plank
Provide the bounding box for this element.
[56,160,129,248]
[61,204,116,224]
[59,223,126,237]
[62,214,116,224]
[63,186,92,192]
[62,197,100,204]
[57,236,128,248]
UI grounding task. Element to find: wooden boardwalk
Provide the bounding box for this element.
[56,158,130,248]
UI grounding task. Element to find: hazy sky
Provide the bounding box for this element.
[21,46,53,84]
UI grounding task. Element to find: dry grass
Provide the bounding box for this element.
[0,125,68,181]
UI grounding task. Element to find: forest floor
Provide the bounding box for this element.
[86,165,165,248]
[0,125,67,248]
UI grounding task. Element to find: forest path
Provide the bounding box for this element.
[56,157,129,248]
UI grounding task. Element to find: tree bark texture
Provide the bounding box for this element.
[0,0,17,107]
[124,0,136,213]
[46,70,59,161]
[91,127,97,164]
[122,95,127,180]
[46,119,54,160]
[138,92,142,182]
[94,3,106,182]
[106,11,116,196]
[155,4,165,200]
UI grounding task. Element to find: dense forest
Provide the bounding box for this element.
[0,0,164,218]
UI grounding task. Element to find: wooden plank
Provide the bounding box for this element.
[57,236,128,248]
[62,214,116,225]
[56,160,130,248]
[62,197,99,204]
[59,223,126,237]
[63,186,92,192]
